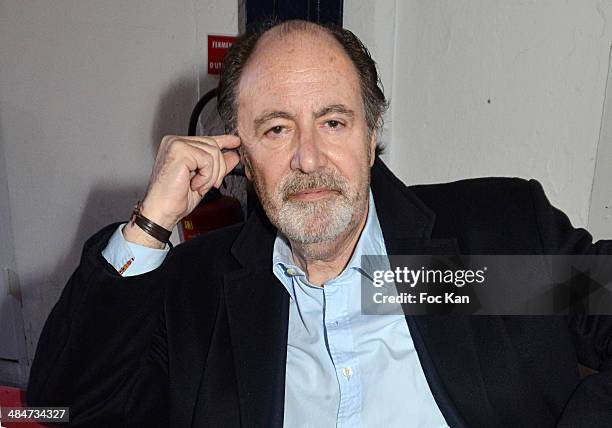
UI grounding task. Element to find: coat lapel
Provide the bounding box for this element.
[224,208,289,428]
[371,157,495,427]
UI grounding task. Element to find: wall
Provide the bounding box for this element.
[0,0,238,386]
[385,0,612,235]
[588,47,612,239]
[0,92,26,386]
[343,0,397,163]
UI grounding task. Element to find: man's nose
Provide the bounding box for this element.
[290,126,326,173]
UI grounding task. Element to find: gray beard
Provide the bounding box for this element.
[276,193,354,245]
[250,167,362,246]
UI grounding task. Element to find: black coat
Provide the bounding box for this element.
[27,158,612,427]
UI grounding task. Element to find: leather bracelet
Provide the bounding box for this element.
[130,200,172,244]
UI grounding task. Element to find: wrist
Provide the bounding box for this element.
[122,221,167,249]
[140,199,180,231]
[123,199,175,248]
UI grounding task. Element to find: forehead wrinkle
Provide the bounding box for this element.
[249,67,345,97]
[255,64,342,82]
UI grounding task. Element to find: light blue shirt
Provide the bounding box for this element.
[102,192,449,427]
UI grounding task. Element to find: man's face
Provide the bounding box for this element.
[236,30,376,245]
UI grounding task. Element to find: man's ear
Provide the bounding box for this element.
[240,146,253,180]
[368,119,380,167]
[369,136,376,167]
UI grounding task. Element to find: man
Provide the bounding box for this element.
[27,20,611,427]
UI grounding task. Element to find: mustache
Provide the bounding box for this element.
[279,170,348,201]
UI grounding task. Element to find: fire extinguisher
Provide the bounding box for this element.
[179,88,244,241]
[180,187,243,240]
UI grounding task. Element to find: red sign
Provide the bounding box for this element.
[208,35,236,75]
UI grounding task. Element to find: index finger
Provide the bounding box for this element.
[187,134,241,150]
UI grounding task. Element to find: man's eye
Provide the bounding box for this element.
[327,120,343,129]
[266,126,285,136]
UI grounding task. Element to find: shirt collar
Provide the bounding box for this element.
[272,190,387,299]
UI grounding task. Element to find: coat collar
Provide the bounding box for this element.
[371,156,437,240]
[222,157,489,428]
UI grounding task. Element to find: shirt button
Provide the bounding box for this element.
[326,320,340,330]
[286,268,297,276]
[342,367,353,380]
